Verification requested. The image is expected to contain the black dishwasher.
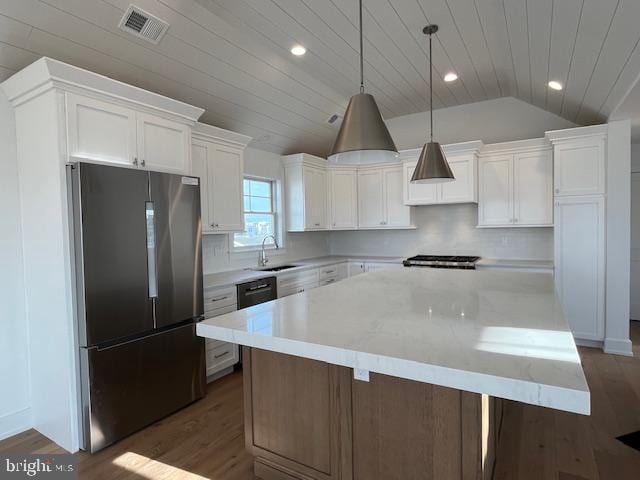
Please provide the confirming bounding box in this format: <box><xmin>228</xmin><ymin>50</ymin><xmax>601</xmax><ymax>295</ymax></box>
<box><xmin>237</xmin><ymin>277</ymin><xmax>277</xmax><ymax>310</ymax></box>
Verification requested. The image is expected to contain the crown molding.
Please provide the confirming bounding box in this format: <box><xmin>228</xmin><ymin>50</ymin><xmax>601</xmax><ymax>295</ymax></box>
<box><xmin>192</xmin><ymin>121</ymin><xmax>252</xmax><ymax>148</ymax></box>
<box><xmin>480</xmin><ymin>137</ymin><xmax>551</xmax><ymax>156</ymax></box>
<box><xmin>1</xmin><ymin>57</ymin><xmax>204</xmax><ymax>123</ymax></box>
<box><xmin>545</xmin><ymin>124</ymin><xmax>608</xmax><ymax>144</ymax></box>
<box><xmin>281</xmin><ymin>153</ymin><xmax>328</xmax><ymax>169</ymax></box>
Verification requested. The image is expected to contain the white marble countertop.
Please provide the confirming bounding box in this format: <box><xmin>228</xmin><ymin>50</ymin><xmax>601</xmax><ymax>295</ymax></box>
<box><xmin>203</xmin><ymin>255</ymin><xmax>404</xmax><ymax>289</ymax></box>
<box><xmin>476</xmin><ymin>258</ymin><xmax>554</xmax><ymax>270</ymax></box>
<box><xmin>198</xmin><ymin>268</ymin><xmax>590</xmax><ymax>415</ymax></box>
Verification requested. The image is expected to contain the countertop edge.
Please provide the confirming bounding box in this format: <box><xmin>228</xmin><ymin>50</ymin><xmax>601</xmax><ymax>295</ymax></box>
<box><xmin>196</xmin><ymin>322</ymin><xmax>590</xmax><ymax>415</ymax></box>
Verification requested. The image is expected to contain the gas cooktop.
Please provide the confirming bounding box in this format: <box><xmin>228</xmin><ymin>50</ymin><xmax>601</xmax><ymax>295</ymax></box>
<box><xmin>403</xmin><ymin>255</ymin><xmax>481</xmax><ymax>269</ymax></box>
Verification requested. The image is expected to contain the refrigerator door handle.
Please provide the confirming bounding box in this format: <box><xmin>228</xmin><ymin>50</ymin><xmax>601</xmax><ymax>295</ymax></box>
<box><xmin>145</xmin><ymin>201</ymin><xmax>159</xmax><ymax>300</ymax></box>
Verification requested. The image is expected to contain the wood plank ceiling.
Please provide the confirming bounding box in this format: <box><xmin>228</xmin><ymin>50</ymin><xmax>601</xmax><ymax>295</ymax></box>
<box><xmin>0</xmin><ymin>0</ymin><xmax>639</xmax><ymax>155</ymax></box>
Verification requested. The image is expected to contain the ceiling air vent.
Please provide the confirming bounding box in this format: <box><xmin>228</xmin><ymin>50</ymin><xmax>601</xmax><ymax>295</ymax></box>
<box><xmin>118</xmin><ymin>5</ymin><xmax>169</xmax><ymax>44</ymax></box>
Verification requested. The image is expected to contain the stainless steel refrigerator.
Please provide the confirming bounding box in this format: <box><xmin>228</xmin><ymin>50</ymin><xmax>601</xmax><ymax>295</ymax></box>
<box><xmin>69</xmin><ymin>162</ymin><xmax>206</xmax><ymax>453</ymax></box>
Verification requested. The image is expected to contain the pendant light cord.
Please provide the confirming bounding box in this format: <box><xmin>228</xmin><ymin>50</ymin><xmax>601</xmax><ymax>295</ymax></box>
<box><xmin>429</xmin><ymin>30</ymin><xmax>433</xmax><ymax>142</ymax></box>
<box><xmin>359</xmin><ymin>0</ymin><xmax>364</xmax><ymax>94</ymax></box>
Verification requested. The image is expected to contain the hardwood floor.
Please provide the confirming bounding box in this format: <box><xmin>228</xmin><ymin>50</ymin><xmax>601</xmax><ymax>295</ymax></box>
<box><xmin>2</xmin><ymin>323</ymin><xmax>640</xmax><ymax>479</ymax></box>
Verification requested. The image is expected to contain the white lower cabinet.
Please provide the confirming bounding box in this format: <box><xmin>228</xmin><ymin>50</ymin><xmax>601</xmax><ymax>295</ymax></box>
<box><xmin>349</xmin><ymin>262</ymin><xmax>366</xmax><ymax>276</ymax></box>
<box><xmin>364</xmin><ymin>262</ymin><xmax>403</xmax><ymax>272</ymax></box>
<box><xmin>277</xmin><ymin>268</ymin><xmax>320</xmax><ymax>298</ymax></box>
<box><xmin>554</xmin><ymin>196</ymin><xmax>605</xmax><ymax>341</ymax></box>
<box><xmin>204</xmin><ymin>285</ymin><xmax>239</xmax><ymax>381</ymax></box>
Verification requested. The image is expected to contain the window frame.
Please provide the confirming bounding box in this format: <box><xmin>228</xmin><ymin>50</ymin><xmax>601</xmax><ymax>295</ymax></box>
<box><xmin>231</xmin><ymin>175</ymin><xmax>282</xmax><ymax>252</ymax></box>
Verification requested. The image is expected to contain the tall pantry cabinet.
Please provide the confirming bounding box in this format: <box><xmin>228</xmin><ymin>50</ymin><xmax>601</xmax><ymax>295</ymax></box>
<box><xmin>547</xmin><ymin>126</ymin><xmax>607</xmax><ymax>342</ymax></box>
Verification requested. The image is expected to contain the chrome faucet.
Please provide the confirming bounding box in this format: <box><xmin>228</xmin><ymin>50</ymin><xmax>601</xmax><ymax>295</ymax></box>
<box><xmin>259</xmin><ymin>235</ymin><xmax>279</xmax><ymax>267</ymax></box>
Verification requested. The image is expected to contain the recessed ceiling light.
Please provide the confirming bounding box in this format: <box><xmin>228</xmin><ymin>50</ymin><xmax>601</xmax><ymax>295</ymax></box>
<box><xmin>548</xmin><ymin>80</ymin><xmax>563</xmax><ymax>91</ymax></box>
<box><xmin>290</xmin><ymin>45</ymin><xmax>306</xmax><ymax>56</ymax></box>
<box><xmin>444</xmin><ymin>72</ymin><xmax>458</xmax><ymax>82</ymax></box>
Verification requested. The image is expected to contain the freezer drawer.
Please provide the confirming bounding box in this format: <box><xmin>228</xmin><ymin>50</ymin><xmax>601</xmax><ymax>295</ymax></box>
<box><xmin>80</xmin><ymin>323</ymin><xmax>205</xmax><ymax>452</ymax></box>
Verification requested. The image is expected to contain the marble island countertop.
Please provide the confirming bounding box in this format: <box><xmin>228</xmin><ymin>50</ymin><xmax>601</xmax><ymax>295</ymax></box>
<box><xmin>198</xmin><ymin>268</ymin><xmax>589</xmax><ymax>415</ymax></box>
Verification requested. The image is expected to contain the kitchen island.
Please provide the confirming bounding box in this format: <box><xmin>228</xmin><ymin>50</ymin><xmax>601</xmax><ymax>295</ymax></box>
<box><xmin>197</xmin><ymin>268</ymin><xmax>589</xmax><ymax>480</ymax></box>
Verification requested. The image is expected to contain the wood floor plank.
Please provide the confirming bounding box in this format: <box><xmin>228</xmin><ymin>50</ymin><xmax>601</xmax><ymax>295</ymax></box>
<box><xmin>1</xmin><ymin>324</ymin><xmax>640</xmax><ymax>480</ymax></box>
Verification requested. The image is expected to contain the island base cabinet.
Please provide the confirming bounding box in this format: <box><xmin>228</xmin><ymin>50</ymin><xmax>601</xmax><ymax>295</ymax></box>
<box><xmin>243</xmin><ymin>348</ymin><xmax>501</xmax><ymax>480</ymax></box>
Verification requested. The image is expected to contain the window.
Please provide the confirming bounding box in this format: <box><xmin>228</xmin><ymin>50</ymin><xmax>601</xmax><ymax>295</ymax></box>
<box><xmin>234</xmin><ymin>177</ymin><xmax>277</xmax><ymax>249</ymax></box>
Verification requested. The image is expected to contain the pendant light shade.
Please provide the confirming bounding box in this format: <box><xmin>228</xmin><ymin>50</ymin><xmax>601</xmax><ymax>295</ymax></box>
<box><xmin>411</xmin><ymin>25</ymin><xmax>454</xmax><ymax>183</ymax></box>
<box><xmin>328</xmin><ymin>0</ymin><xmax>397</xmax><ymax>165</ymax></box>
<box><xmin>328</xmin><ymin>92</ymin><xmax>398</xmax><ymax>164</ymax></box>
<box><xmin>411</xmin><ymin>142</ymin><xmax>454</xmax><ymax>184</ymax></box>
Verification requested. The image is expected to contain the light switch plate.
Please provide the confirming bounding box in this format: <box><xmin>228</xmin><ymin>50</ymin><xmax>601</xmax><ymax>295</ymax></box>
<box><xmin>354</xmin><ymin>368</ymin><xmax>370</xmax><ymax>382</ymax></box>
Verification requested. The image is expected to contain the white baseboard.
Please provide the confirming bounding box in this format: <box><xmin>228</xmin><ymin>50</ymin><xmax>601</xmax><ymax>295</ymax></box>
<box><xmin>604</xmin><ymin>337</ymin><xmax>634</xmax><ymax>356</ymax></box>
<box><xmin>0</xmin><ymin>407</ymin><xmax>31</xmax><ymax>441</ymax></box>
<box><xmin>574</xmin><ymin>338</ymin><xmax>603</xmax><ymax>349</ymax></box>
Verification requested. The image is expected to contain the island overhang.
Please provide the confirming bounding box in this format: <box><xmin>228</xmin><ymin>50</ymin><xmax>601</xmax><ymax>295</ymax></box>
<box><xmin>197</xmin><ymin>268</ymin><xmax>590</xmax><ymax>415</ymax></box>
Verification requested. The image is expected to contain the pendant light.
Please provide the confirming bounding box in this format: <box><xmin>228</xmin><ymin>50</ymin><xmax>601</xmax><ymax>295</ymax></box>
<box><xmin>328</xmin><ymin>0</ymin><xmax>398</xmax><ymax>165</ymax></box>
<box><xmin>411</xmin><ymin>25</ymin><xmax>454</xmax><ymax>184</ymax></box>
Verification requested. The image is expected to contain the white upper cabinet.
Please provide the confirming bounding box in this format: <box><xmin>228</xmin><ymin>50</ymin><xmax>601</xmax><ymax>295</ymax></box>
<box><xmin>304</xmin><ymin>166</ymin><xmax>327</xmax><ymax>230</ymax></box>
<box><xmin>514</xmin><ymin>150</ymin><xmax>553</xmax><ymax>226</ymax></box>
<box><xmin>403</xmin><ymin>160</ymin><xmax>438</xmax><ymax>205</ymax></box>
<box><xmin>383</xmin><ymin>166</ymin><xmax>411</xmax><ymax>227</ymax></box>
<box><xmin>67</xmin><ymin>93</ymin><xmax>193</xmax><ymax>174</ymax></box>
<box><xmin>546</xmin><ymin>125</ymin><xmax>607</xmax><ymax>196</ymax></box>
<box><xmin>478</xmin><ymin>154</ymin><xmax>513</xmax><ymax>226</ymax></box>
<box><xmin>478</xmin><ymin>139</ymin><xmax>553</xmax><ymax>227</ymax></box>
<box><xmin>283</xmin><ymin>154</ymin><xmax>328</xmax><ymax>232</ymax></box>
<box><xmin>401</xmin><ymin>141</ymin><xmax>482</xmax><ymax>206</ymax></box>
<box><xmin>192</xmin><ymin>123</ymin><xmax>250</xmax><ymax>234</ymax></box>
<box><xmin>358</xmin><ymin>166</ymin><xmax>412</xmax><ymax>228</ymax></box>
<box><xmin>327</xmin><ymin>169</ymin><xmax>358</xmax><ymax>229</ymax></box>
<box><xmin>358</xmin><ymin>168</ymin><xmax>385</xmax><ymax>228</ymax></box>
<box><xmin>136</xmin><ymin>112</ymin><xmax>189</xmax><ymax>174</ymax></box>
<box><xmin>67</xmin><ymin>93</ymin><xmax>136</xmax><ymax>166</ymax></box>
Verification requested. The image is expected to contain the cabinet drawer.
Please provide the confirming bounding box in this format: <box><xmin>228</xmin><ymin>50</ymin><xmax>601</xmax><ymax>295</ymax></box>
<box><xmin>278</xmin><ymin>269</ymin><xmax>319</xmax><ymax>289</ymax></box>
<box><xmin>319</xmin><ymin>277</ymin><xmax>339</xmax><ymax>287</ymax></box>
<box><xmin>206</xmin><ymin>342</ymin><xmax>239</xmax><ymax>377</ymax></box>
<box><xmin>204</xmin><ymin>303</ymin><xmax>237</xmax><ymax>320</ymax></box>
<box><xmin>278</xmin><ymin>280</ymin><xmax>318</xmax><ymax>298</ymax></box>
<box><xmin>206</xmin><ymin>337</ymin><xmax>230</xmax><ymax>351</ymax></box>
<box><xmin>319</xmin><ymin>263</ymin><xmax>347</xmax><ymax>281</ymax></box>
<box><xmin>204</xmin><ymin>285</ymin><xmax>237</xmax><ymax>312</ymax></box>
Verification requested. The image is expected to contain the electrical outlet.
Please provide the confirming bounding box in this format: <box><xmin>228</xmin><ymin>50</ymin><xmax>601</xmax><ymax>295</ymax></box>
<box><xmin>354</xmin><ymin>368</ymin><xmax>370</xmax><ymax>382</ymax></box>
<box><xmin>501</xmin><ymin>236</ymin><xmax>510</xmax><ymax>246</ymax></box>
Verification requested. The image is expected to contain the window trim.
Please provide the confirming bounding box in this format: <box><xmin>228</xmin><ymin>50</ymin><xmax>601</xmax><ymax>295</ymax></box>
<box><xmin>231</xmin><ymin>175</ymin><xmax>283</xmax><ymax>253</ymax></box>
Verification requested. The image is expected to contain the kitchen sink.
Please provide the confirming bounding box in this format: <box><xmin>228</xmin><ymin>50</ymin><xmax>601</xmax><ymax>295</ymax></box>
<box><xmin>254</xmin><ymin>265</ymin><xmax>299</xmax><ymax>272</ymax></box>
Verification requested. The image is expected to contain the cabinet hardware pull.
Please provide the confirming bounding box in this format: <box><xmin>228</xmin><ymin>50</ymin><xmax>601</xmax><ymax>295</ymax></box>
<box><xmin>141</xmin><ymin>159</ymin><xmax>146</xmax><ymax>167</ymax></box>
<box><xmin>214</xmin><ymin>351</ymin><xmax>230</xmax><ymax>359</ymax></box>
<box><xmin>325</xmin><ymin>269</ymin><xmax>336</xmax><ymax>274</ymax></box>
<box><xmin>133</xmin><ymin>157</ymin><xmax>138</xmax><ymax>166</ymax></box>
<box><xmin>211</xmin><ymin>295</ymin><xmax>229</xmax><ymax>302</ymax></box>
<box><xmin>555</xmin><ymin>188</ymin><xmax>560</xmax><ymax>194</ymax></box>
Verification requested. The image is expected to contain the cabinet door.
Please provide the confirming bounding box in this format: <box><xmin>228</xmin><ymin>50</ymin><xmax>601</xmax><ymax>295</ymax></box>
<box><xmin>208</xmin><ymin>145</ymin><xmax>244</xmax><ymax>232</ymax></box>
<box><xmin>403</xmin><ymin>161</ymin><xmax>437</xmax><ymax>205</ymax></box>
<box><xmin>554</xmin><ymin>196</ymin><xmax>605</xmax><ymax>341</ymax></box>
<box><xmin>514</xmin><ymin>150</ymin><xmax>553</xmax><ymax>226</ymax></box>
<box><xmin>358</xmin><ymin>169</ymin><xmax>385</xmax><ymax>228</ymax></box>
<box><xmin>66</xmin><ymin>93</ymin><xmax>136</xmax><ymax>167</ymax></box>
<box><xmin>478</xmin><ymin>155</ymin><xmax>513</xmax><ymax>226</ymax></box>
<box><xmin>191</xmin><ymin>140</ymin><xmax>211</xmax><ymax>232</ymax></box>
<box><xmin>439</xmin><ymin>157</ymin><xmax>477</xmax><ymax>204</ymax></box>
<box><xmin>554</xmin><ymin>138</ymin><xmax>605</xmax><ymax>196</ymax></box>
<box><xmin>137</xmin><ymin>112</ymin><xmax>190</xmax><ymax>174</ymax></box>
<box><xmin>328</xmin><ymin>169</ymin><xmax>358</xmax><ymax>229</ymax></box>
<box><xmin>383</xmin><ymin>166</ymin><xmax>411</xmax><ymax>227</ymax></box>
<box><xmin>304</xmin><ymin>167</ymin><xmax>327</xmax><ymax>230</ymax></box>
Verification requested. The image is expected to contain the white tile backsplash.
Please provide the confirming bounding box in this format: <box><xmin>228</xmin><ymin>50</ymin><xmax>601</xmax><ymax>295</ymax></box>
<box><xmin>328</xmin><ymin>204</ymin><xmax>553</xmax><ymax>260</ymax></box>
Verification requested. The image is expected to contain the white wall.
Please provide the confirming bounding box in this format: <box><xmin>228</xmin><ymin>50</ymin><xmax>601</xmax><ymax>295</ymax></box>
<box><xmin>202</xmin><ymin>147</ymin><xmax>329</xmax><ymax>274</ymax></box>
<box><xmin>386</xmin><ymin>97</ymin><xmax>577</xmax><ymax>150</ymax></box>
<box><xmin>329</xmin><ymin>204</ymin><xmax>552</xmax><ymax>260</ymax></box>
<box><xmin>0</xmin><ymin>92</ymin><xmax>31</xmax><ymax>440</ymax></box>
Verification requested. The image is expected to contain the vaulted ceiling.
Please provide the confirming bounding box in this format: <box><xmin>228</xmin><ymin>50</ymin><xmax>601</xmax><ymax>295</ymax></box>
<box><xmin>1</xmin><ymin>0</ymin><xmax>639</xmax><ymax>155</ymax></box>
